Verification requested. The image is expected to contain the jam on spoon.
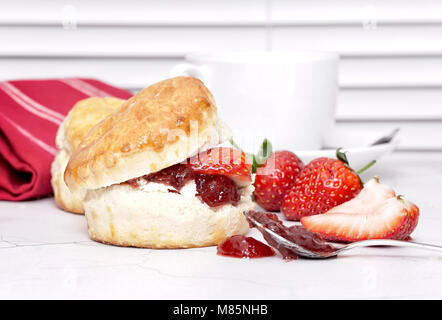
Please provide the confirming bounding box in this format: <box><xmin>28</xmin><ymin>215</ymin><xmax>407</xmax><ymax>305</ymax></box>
<box><xmin>246</xmin><ymin>211</ymin><xmax>336</xmax><ymax>260</ymax></box>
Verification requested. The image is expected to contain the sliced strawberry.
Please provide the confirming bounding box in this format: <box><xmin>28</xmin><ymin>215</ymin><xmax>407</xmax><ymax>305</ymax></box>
<box><xmin>326</xmin><ymin>176</ymin><xmax>396</xmax><ymax>215</ymax></box>
<box><xmin>187</xmin><ymin>147</ymin><xmax>252</xmax><ymax>187</ymax></box>
<box><xmin>301</xmin><ymin>196</ymin><xmax>420</xmax><ymax>242</ymax></box>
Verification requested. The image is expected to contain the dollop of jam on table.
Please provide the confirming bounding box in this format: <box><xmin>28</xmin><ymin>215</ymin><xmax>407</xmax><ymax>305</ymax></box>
<box><xmin>217</xmin><ymin>235</ymin><xmax>275</xmax><ymax>258</ymax></box>
<box><xmin>126</xmin><ymin>163</ymin><xmax>240</xmax><ymax>207</ymax></box>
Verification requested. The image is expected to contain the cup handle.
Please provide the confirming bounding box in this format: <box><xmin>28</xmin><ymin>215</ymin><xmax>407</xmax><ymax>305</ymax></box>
<box><xmin>169</xmin><ymin>63</ymin><xmax>210</xmax><ymax>84</ymax></box>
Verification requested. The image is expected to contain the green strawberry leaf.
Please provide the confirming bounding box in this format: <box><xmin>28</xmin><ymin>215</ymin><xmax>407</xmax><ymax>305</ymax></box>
<box><xmin>336</xmin><ymin>147</ymin><xmax>350</xmax><ymax>166</ymax></box>
<box><xmin>230</xmin><ymin>138</ymin><xmax>273</xmax><ymax>174</ymax></box>
<box><xmin>254</xmin><ymin>138</ymin><xmax>273</xmax><ymax>166</ymax></box>
<box><xmin>246</xmin><ymin>153</ymin><xmax>259</xmax><ymax>173</ymax></box>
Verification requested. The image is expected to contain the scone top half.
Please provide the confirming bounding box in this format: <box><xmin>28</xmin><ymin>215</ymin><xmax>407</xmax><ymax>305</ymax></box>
<box><xmin>64</xmin><ymin>77</ymin><xmax>231</xmax><ymax>191</ymax></box>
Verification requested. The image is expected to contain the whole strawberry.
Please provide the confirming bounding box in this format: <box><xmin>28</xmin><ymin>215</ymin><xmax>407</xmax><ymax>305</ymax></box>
<box><xmin>281</xmin><ymin>149</ymin><xmax>374</xmax><ymax>221</ymax></box>
<box><xmin>254</xmin><ymin>151</ymin><xmax>304</xmax><ymax>211</ymax></box>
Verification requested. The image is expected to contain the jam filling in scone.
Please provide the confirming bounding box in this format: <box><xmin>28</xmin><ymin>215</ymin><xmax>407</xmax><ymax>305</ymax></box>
<box><xmin>126</xmin><ymin>163</ymin><xmax>242</xmax><ymax>208</ymax></box>
<box><xmin>125</xmin><ymin>147</ymin><xmax>252</xmax><ymax>208</ymax></box>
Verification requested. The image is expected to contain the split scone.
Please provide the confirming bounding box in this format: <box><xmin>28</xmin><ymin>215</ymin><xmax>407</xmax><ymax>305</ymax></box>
<box><xmin>51</xmin><ymin>97</ymin><xmax>126</xmax><ymax>214</ymax></box>
<box><xmin>64</xmin><ymin>77</ymin><xmax>253</xmax><ymax>248</ymax></box>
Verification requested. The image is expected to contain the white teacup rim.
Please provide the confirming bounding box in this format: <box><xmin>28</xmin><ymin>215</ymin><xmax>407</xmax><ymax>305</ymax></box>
<box><xmin>185</xmin><ymin>50</ymin><xmax>339</xmax><ymax>64</ymax></box>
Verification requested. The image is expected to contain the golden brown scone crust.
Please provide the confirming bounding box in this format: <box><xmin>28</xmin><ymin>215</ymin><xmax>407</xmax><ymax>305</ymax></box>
<box><xmin>51</xmin><ymin>150</ymin><xmax>85</xmax><ymax>214</ymax></box>
<box><xmin>56</xmin><ymin>97</ymin><xmax>126</xmax><ymax>153</ymax></box>
<box><xmin>64</xmin><ymin>77</ymin><xmax>230</xmax><ymax>191</ymax></box>
<box><xmin>51</xmin><ymin>97</ymin><xmax>126</xmax><ymax>213</ymax></box>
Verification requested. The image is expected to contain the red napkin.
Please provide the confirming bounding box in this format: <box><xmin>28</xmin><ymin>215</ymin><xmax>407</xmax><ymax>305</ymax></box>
<box><xmin>0</xmin><ymin>78</ymin><xmax>133</xmax><ymax>201</ymax></box>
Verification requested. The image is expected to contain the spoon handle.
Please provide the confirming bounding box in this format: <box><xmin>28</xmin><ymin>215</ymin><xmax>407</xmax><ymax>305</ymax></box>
<box><xmin>338</xmin><ymin>239</ymin><xmax>442</xmax><ymax>254</ymax></box>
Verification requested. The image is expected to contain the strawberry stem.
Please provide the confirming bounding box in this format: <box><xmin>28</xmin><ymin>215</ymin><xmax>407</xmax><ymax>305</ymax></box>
<box><xmin>336</xmin><ymin>147</ymin><xmax>376</xmax><ymax>175</ymax></box>
<box><xmin>355</xmin><ymin>160</ymin><xmax>376</xmax><ymax>175</ymax></box>
<box><xmin>336</xmin><ymin>147</ymin><xmax>376</xmax><ymax>184</ymax></box>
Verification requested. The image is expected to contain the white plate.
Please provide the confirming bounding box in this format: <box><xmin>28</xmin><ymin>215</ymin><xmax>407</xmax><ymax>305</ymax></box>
<box><xmin>292</xmin><ymin>128</ymin><xmax>400</xmax><ymax>171</ymax></box>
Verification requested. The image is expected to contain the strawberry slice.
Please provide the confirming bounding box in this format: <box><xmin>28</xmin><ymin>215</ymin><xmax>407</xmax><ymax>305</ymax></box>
<box><xmin>326</xmin><ymin>176</ymin><xmax>396</xmax><ymax>215</ymax></box>
<box><xmin>301</xmin><ymin>196</ymin><xmax>420</xmax><ymax>242</ymax></box>
<box><xmin>187</xmin><ymin>147</ymin><xmax>252</xmax><ymax>187</ymax></box>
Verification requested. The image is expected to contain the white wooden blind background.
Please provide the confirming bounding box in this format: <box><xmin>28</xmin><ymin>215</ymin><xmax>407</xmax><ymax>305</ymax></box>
<box><xmin>1</xmin><ymin>0</ymin><xmax>441</xmax><ymax>153</ymax></box>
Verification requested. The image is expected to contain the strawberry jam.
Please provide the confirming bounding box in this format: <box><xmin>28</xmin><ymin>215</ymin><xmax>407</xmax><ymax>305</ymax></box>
<box><xmin>217</xmin><ymin>235</ymin><xmax>275</xmax><ymax>258</ymax></box>
<box><xmin>143</xmin><ymin>163</ymin><xmax>194</xmax><ymax>190</ymax></box>
<box><xmin>246</xmin><ymin>211</ymin><xmax>336</xmax><ymax>260</ymax></box>
<box><xmin>195</xmin><ymin>174</ymin><xmax>240</xmax><ymax>207</ymax></box>
<box><xmin>126</xmin><ymin>164</ymin><xmax>241</xmax><ymax>208</ymax></box>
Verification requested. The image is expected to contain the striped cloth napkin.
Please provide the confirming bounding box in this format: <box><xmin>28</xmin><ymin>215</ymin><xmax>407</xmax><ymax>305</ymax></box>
<box><xmin>0</xmin><ymin>78</ymin><xmax>132</xmax><ymax>201</ymax></box>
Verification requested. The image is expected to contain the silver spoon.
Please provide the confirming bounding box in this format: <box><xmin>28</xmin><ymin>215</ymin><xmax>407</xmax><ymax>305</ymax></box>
<box><xmin>370</xmin><ymin>127</ymin><xmax>400</xmax><ymax>146</ymax></box>
<box><xmin>246</xmin><ymin>212</ymin><xmax>442</xmax><ymax>259</ymax></box>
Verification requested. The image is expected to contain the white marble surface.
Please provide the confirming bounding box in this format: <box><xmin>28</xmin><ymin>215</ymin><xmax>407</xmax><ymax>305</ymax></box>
<box><xmin>1</xmin><ymin>152</ymin><xmax>442</xmax><ymax>300</ymax></box>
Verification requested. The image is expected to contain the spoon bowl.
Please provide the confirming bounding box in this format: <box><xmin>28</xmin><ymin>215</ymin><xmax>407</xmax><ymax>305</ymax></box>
<box><xmin>246</xmin><ymin>211</ymin><xmax>442</xmax><ymax>259</ymax></box>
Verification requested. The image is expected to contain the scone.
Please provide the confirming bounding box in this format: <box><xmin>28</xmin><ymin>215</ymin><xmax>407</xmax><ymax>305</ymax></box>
<box><xmin>64</xmin><ymin>77</ymin><xmax>253</xmax><ymax>248</ymax></box>
<box><xmin>51</xmin><ymin>97</ymin><xmax>126</xmax><ymax>214</ymax></box>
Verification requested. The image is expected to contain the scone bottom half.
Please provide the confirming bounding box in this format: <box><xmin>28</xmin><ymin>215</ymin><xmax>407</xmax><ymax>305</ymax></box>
<box><xmin>83</xmin><ymin>147</ymin><xmax>254</xmax><ymax>249</ymax></box>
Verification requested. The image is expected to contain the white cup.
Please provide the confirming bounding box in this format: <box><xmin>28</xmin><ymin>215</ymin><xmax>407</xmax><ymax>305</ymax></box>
<box><xmin>170</xmin><ymin>51</ymin><xmax>339</xmax><ymax>153</ymax></box>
